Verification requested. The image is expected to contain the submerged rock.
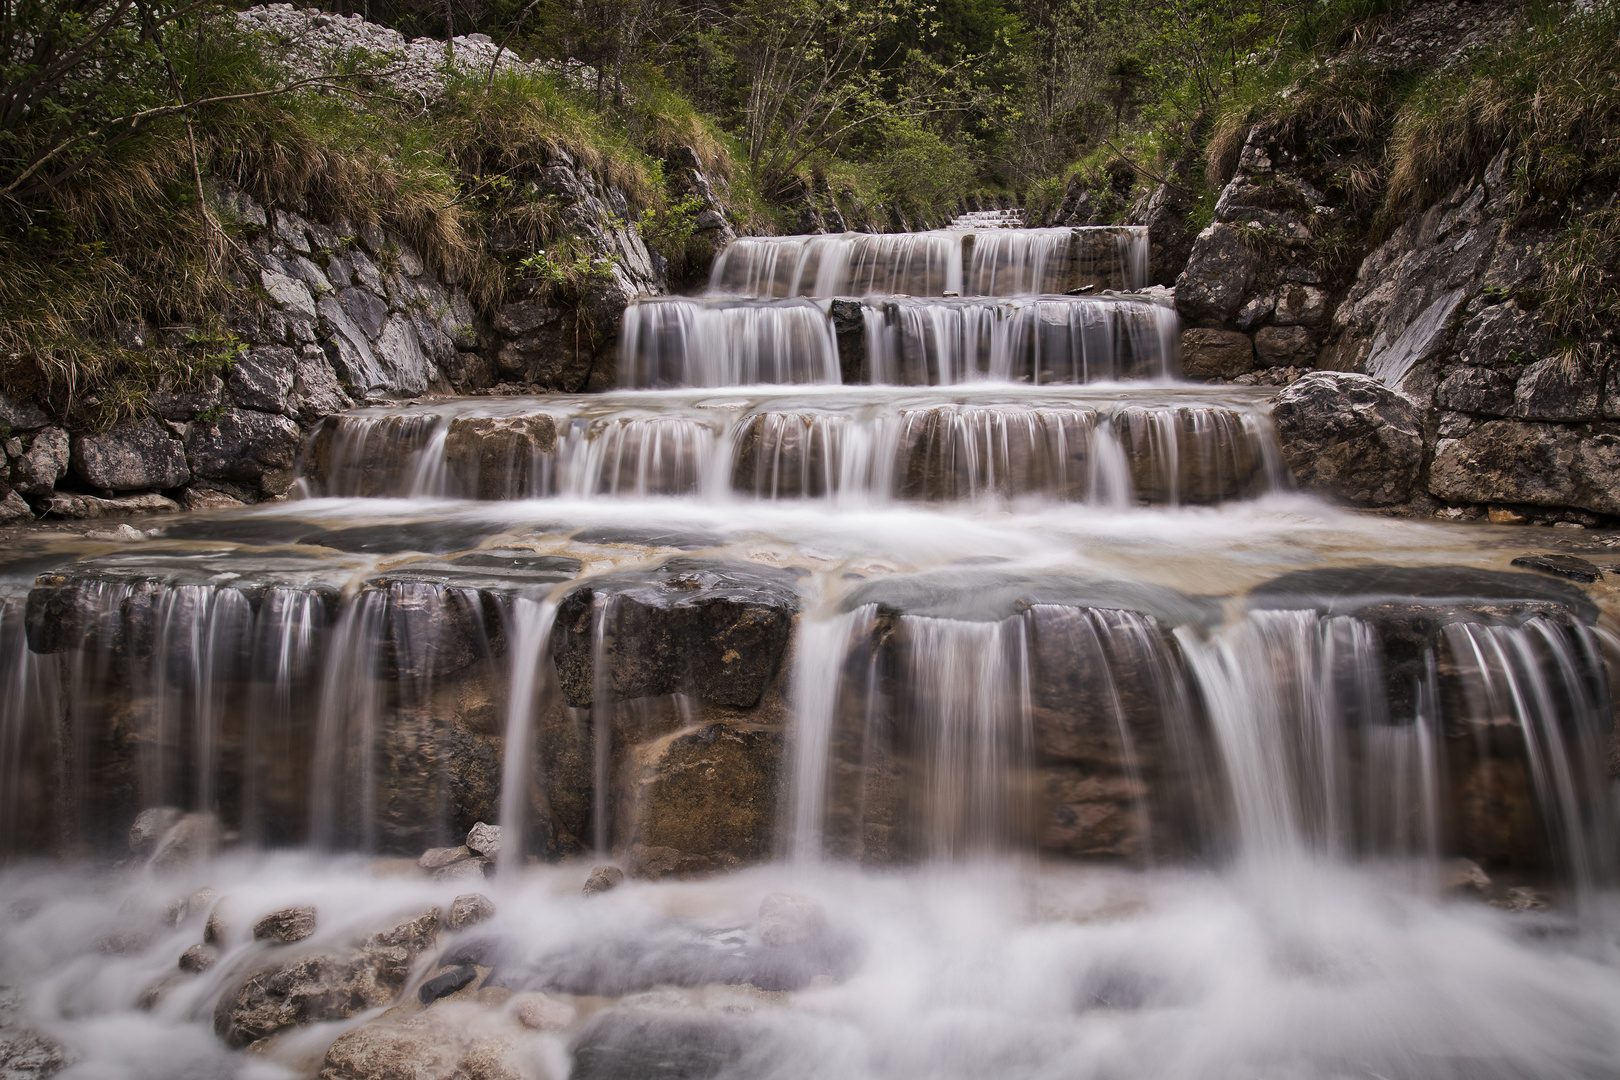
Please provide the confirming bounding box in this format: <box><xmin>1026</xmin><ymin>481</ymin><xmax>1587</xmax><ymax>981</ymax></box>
<box><xmin>583</xmin><ymin>866</ymin><xmax>624</xmax><ymax>896</ymax></box>
<box><xmin>552</xmin><ymin>559</ymin><xmax>800</xmax><ymax>708</ymax></box>
<box><xmin>214</xmin><ymin>907</ymin><xmax>440</xmax><ymax>1048</ymax></box>
<box><xmin>317</xmin><ymin>1003</ymin><xmax>518</xmax><ymax>1080</ymax></box>
<box><xmin>253</xmin><ymin>906</ymin><xmax>317</xmax><ymax>944</ymax></box>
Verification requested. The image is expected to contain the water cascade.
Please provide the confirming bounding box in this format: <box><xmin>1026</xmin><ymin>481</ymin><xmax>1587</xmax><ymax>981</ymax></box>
<box><xmin>3</xmin><ymin>217</ymin><xmax>1620</xmax><ymax>1080</ymax></box>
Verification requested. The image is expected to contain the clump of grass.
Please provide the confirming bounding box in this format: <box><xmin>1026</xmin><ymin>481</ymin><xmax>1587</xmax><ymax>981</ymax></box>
<box><xmin>1384</xmin><ymin>4</ymin><xmax>1620</xmax><ymax>217</ymax></box>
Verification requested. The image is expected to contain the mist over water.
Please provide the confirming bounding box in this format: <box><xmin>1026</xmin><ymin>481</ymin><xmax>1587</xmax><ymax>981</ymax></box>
<box><xmin>4</xmin><ymin>220</ymin><xmax>1620</xmax><ymax>1078</ymax></box>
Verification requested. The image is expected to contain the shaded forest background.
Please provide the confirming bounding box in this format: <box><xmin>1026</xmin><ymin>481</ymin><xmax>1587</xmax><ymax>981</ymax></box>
<box><xmin>2</xmin><ymin>0</ymin><xmax>1617</xmax><ymax>424</ymax></box>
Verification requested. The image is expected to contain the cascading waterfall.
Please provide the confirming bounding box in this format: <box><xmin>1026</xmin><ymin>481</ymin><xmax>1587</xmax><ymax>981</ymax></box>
<box><xmin>3</xmin><ymin>211</ymin><xmax>1619</xmax><ymax>1080</ymax></box>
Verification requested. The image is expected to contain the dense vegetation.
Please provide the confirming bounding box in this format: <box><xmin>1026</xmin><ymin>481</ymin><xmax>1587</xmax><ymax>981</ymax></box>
<box><xmin>1</xmin><ymin>0</ymin><xmax>1617</xmax><ymax>423</ymax></box>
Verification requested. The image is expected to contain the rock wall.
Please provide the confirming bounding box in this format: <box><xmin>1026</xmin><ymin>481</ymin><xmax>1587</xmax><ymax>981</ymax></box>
<box><xmin>1170</xmin><ymin>0</ymin><xmax>1619</xmax><ymax>524</ymax></box>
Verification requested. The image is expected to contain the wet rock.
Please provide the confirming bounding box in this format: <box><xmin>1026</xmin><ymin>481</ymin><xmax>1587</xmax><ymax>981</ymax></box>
<box><xmin>570</xmin><ymin>1009</ymin><xmax>753</xmax><ymax>1080</ymax></box>
<box><xmin>448</xmin><ymin>893</ymin><xmax>496</xmax><ymax>931</ymax></box>
<box><xmin>43</xmin><ymin>491</ymin><xmax>180</xmax><ymax>518</ymax></box>
<box><xmin>465</xmin><ymin>822</ymin><xmax>502</xmax><ymax>857</ymax></box>
<box><xmin>166</xmin><ymin>887</ymin><xmax>218</xmax><ymax>927</ymax></box>
<box><xmin>317</xmin><ymin>1004</ymin><xmax>519</xmax><ymax>1080</ymax></box>
<box><xmin>1429</xmin><ymin>421</ymin><xmax>1620</xmax><ymax>516</ymax></box>
<box><xmin>129</xmin><ymin>806</ymin><xmax>184</xmax><ymax>856</ymax></box>
<box><xmin>434</xmin><ymin>857</ymin><xmax>492</xmax><ymax>883</ymax></box>
<box><xmin>1489</xmin><ymin>886</ymin><xmax>1551</xmax><ymax>912</ymax></box>
<box><xmin>1442</xmin><ymin>857</ymin><xmax>1491</xmax><ymax>896</ymax></box>
<box><xmin>70</xmin><ymin>420</ymin><xmax>189</xmax><ymax>491</ymax></box>
<box><xmin>0</xmin><ymin>1022</ymin><xmax>69</xmax><ymax>1080</ymax></box>
<box><xmin>13</xmin><ymin>427</ymin><xmax>68</xmax><ymax>495</ymax></box>
<box><xmin>1179</xmin><ymin>328</ymin><xmax>1255</xmax><ymax>380</ymax></box>
<box><xmin>1436</xmin><ymin>366</ymin><xmax>1515</xmax><ymax>415</ymax></box>
<box><xmin>419</xmin><ymin>845</ymin><xmax>473</xmax><ymax>870</ymax></box>
<box><xmin>186</xmin><ymin>409</ymin><xmax>301</xmax><ymax>487</ymax></box>
<box><xmin>83</xmin><ymin>524</ymin><xmax>144</xmax><ymax>542</ymax></box>
<box><xmin>179</xmin><ymin>943</ymin><xmax>220</xmax><ymax>973</ymax></box>
<box><xmin>418</xmin><ymin>964</ymin><xmax>478</xmax><ymax>1004</ymax></box>
<box><xmin>620</xmin><ymin>724</ymin><xmax>783</xmax><ymax>878</ymax></box>
<box><xmin>149</xmin><ymin>812</ymin><xmax>220</xmax><ymax>871</ymax></box>
<box><xmin>443</xmin><ymin>415</ymin><xmax>556</xmax><ymax>500</ymax></box>
<box><xmin>214</xmin><ymin>907</ymin><xmax>440</xmax><ymax>1048</ymax></box>
<box><xmin>291</xmin><ymin>345</ymin><xmax>354</xmax><ymax>420</ymax></box>
<box><xmin>1174</xmin><ymin>224</ymin><xmax>1257</xmax><ymax>327</ymax></box>
<box><xmin>552</xmin><ymin>559</ymin><xmax>800</xmax><ymax>708</ymax></box>
<box><xmin>1271</xmin><ymin>372</ymin><xmax>1423</xmax><ymax>505</ymax></box>
<box><xmin>1509</xmin><ymin>553</ymin><xmax>1601</xmax><ymax>583</ymax></box>
<box><xmin>583</xmin><ymin>866</ymin><xmax>624</xmax><ymax>896</ymax></box>
<box><xmin>205</xmin><ymin>908</ymin><xmax>229</xmax><ymax>947</ymax></box>
<box><xmin>829</xmin><ymin>299</ymin><xmax>868</xmax><ymax>383</ymax></box>
<box><xmin>1040</xmin><ymin>770</ymin><xmax>1149</xmax><ymax>858</ymax></box>
<box><xmin>511</xmin><ymin>992</ymin><xmax>576</xmax><ymax>1031</ymax></box>
<box><xmin>757</xmin><ymin>894</ymin><xmax>824</xmax><ymax>947</ymax></box>
<box><xmin>254</xmin><ymin>906</ymin><xmax>318</xmax><ymax>944</ymax></box>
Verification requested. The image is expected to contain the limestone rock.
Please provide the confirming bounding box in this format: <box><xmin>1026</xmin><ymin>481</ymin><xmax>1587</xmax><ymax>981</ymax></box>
<box><xmin>1510</xmin><ymin>357</ymin><xmax>1600</xmax><ymax>421</ymax></box>
<box><xmin>620</xmin><ymin>724</ymin><xmax>782</xmax><ymax>878</ymax></box>
<box><xmin>1174</xmin><ymin>224</ymin><xmax>1257</xmax><ymax>327</ymax></box>
<box><xmin>0</xmin><ymin>490</ymin><xmax>32</xmax><ymax>524</ymax></box>
<box><xmin>70</xmin><ymin>420</ymin><xmax>189</xmax><ymax>491</ymax></box>
<box><xmin>1456</xmin><ymin>303</ymin><xmax>1551</xmax><ymax>369</ymax></box>
<box><xmin>179</xmin><ymin>944</ymin><xmax>220</xmax><ymax>973</ymax></box>
<box><xmin>317</xmin><ymin>1004</ymin><xmax>519</xmax><ymax>1080</ymax></box>
<box><xmin>149</xmin><ymin>373</ymin><xmax>224</xmax><ymax>421</ymax></box>
<box><xmin>757</xmin><ymin>894</ymin><xmax>825</xmax><ymax>947</ymax></box>
<box><xmin>186</xmin><ymin>409</ymin><xmax>301</xmax><ymax>486</ymax></box>
<box><xmin>418</xmin><ymin>845</ymin><xmax>472</xmax><ymax>870</ymax></box>
<box><xmin>129</xmin><ymin>806</ymin><xmax>184</xmax><ymax>856</ymax></box>
<box><xmin>1271</xmin><ymin>372</ymin><xmax>1423</xmax><ymax>505</ymax></box>
<box><xmin>434</xmin><ymin>857</ymin><xmax>492</xmax><ymax>883</ymax></box>
<box><xmin>1436</xmin><ymin>366</ymin><xmax>1514</xmax><ymax>415</ymax></box>
<box><xmin>552</xmin><ymin>559</ymin><xmax>800</xmax><ymax>708</ymax></box>
<box><xmin>254</xmin><ymin>906</ymin><xmax>317</xmax><ymax>944</ymax></box>
<box><xmin>1253</xmin><ymin>324</ymin><xmax>1315</xmax><ymax>367</ymax></box>
<box><xmin>43</xmin><ymin>491</ymin><xmax>179</xmax><ymax>518</ymax></box>
<box><xmin>511</xmin><ymin>992</ymin><xmax>576</xmax><ymax>1031</ymax></box>
<box><xmin>0</xmin><ymin>388</ymin><xmax>48</xmax><ymax>431</ymax></box>
<box><xmin>1180</xmin><ymin>328</ymin><xmax>1255</xmax><ymax>380</ymax></box>
<box><xmin>443</xmin><ymin>415</ymin><xmax>556</xmax><ymax>499</ymax></box>
<box><xmin>1509</xmin><ymin>552</ymin><xmax>1601</xmax><ymax>583</ymax></box>
<box><xmin>291</xmin><ymin>345</ymin><xmax>355</xmax><ymax>419</ymax></box>
<box><xmin>214</xmin><ymin>907</ymin><xmax>440</xmax><ymax>1048</ymax></box>
<box><xmin>1271</xmin><ymin>283</ymin><xmax>1328</xmax><ymax>327</ymax></box>
<box><xmin>13</xmin><ymin>427</ymin><xmax>68</xmax><ymax>495</ymax></box>
<box><xmin>583</xmin><ymin>865</ymin><xmax>624</xmax><ymax>896</ymax></box>
<box><xmin>230</xmin><ymin>346</ymin><xmax>297</xmax><ymax>414</ymax></box>
<box><xmin>465</xmin><ymin>822</ymin><xmax>501</xmax><ymax>857</ymax></box>
<box><xmin>1429</xmin><ymin>421</ymin><xmax>1620</xmax><ymax>516</ymax></box>
<box><xmin>448</xmin><ymin>893</ymin><xmax>495</xmax><ymax>931</ymax></box>
<box><xmin>148</xmin><ymin>812</ymin><xmax>219</xmax><ymax>871</ymax></box>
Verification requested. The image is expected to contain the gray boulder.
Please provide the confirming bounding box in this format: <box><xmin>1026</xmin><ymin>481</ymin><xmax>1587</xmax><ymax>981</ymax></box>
<box><xmin>71</xmin><ymin>420</ymin><xmax>189</xmax><ymax>491</ymax></box>
<box><xmin>1180</xmin><ymin>329</ymin><xmax>1255</xmax><ymax>380</ymax></box>
<box><xmin>186</xmin><ymin>409</ymin><xmax>301</xmax><ymax>485</ymax></box>
<box><xmin>230</xmin><ymin>347</ymin><xmax>297</xmax><ymax>414</ymax></box>
<box><xmin>13</xmin><ymin>427</ymin><xmax>68</xmax><ymax>495</ymax></box>
<box><xmin>1174</xmin><ymin>224</ymin><xmax>1257</xmax><ymax>327</ymax></box>
<box><xmin>1436</xmin><ymin>366</ymin><xmax>1514</xmax><ymax>415</ymax></box>
<box><xmin>1271</xmin><ymin>372</ymin><xmax>1423</xmax><ymax>505</ymax></box>
<box><xmin>1430</xmin><ymin>421</ymin><xmax>1620</xmax><ymax>515</ymax></box>
<box><xmin>0</xmin><ymin>389</ymin><xmax>48</xmax><ymax>431</ymax></box>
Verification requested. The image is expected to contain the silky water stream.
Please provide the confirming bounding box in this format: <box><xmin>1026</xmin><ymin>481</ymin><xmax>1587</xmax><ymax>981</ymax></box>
<box><xmin>3</xmin><ymin>223</ymin><xmax>1620</xmax><ymax>1080</ymax></box>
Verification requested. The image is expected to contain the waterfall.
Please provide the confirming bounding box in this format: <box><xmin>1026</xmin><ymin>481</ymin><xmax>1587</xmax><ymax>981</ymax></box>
<box><xmin>496</xmin><ymin>596</ymin><xmax>558</xmax><ymax>874</ymax></box>
<box><xmin>619</xmin><ymin>298</ymin><xmax>842</xmax><ymax>388</ymax></box>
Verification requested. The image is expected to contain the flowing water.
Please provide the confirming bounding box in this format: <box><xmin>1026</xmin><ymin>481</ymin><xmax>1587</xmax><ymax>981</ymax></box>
<box><xmin>3</xmin><ymin>224</ymin><xmax>1620</xmax><ymax>1079</ymax></box>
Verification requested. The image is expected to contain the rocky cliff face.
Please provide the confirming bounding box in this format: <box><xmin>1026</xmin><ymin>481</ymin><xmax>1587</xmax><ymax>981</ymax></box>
<box><xmin>1170</xmin><ymin>0</ymin><xmax>1619</xmax><ymax>525</ymax></box>
<box><xmin>0</xmin><ymin>5</ymin><xmax>714</xmax><ymax>522</ymax></box>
